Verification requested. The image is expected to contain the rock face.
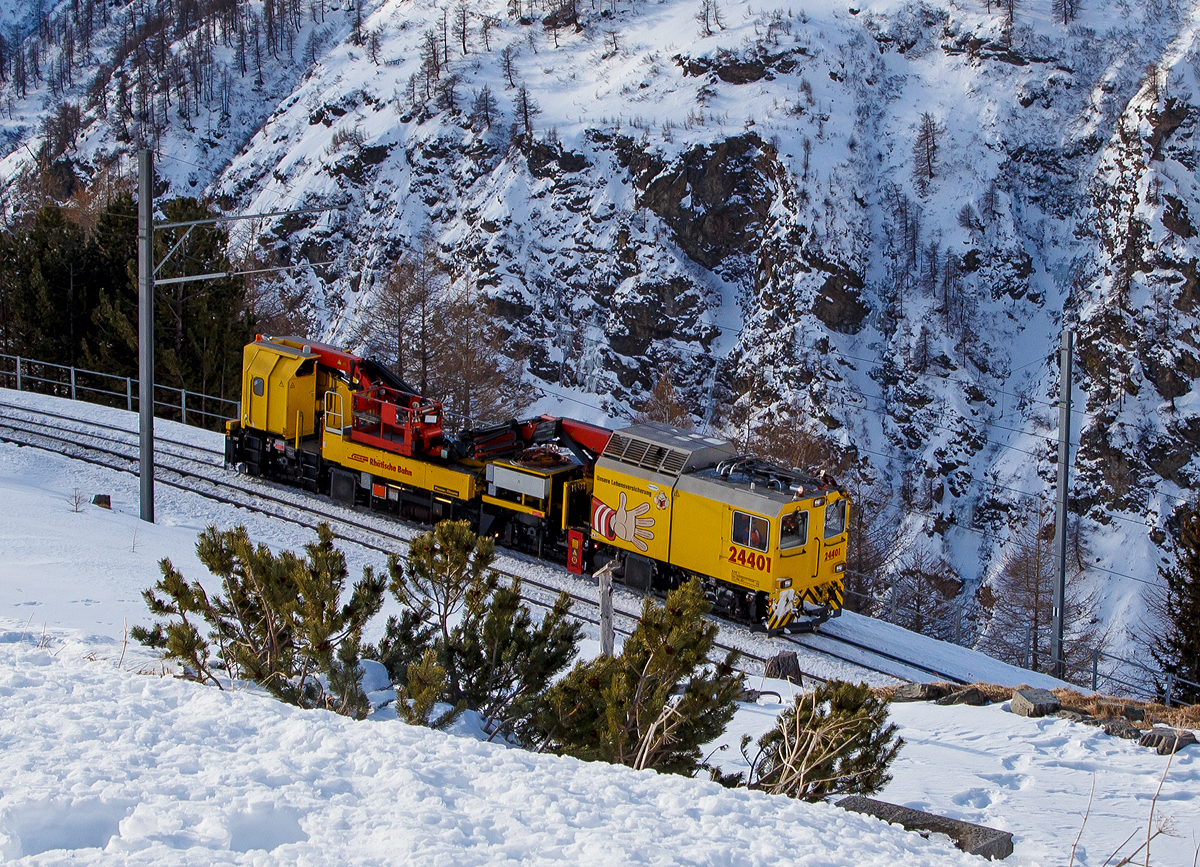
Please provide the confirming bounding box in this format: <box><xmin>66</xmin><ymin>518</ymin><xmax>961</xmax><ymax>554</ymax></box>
<box><xmin>635</xmin><ymin>133</ymin><xmax>776</xmax><ymax>276</ymax></box>
<box><xmin>893</xmin><ymin>682</ymin><xmax>954</xmax><ymax>702</ymax></box>
<box><xmin>935</xmin><ymin>687</ymin><xmax>989</xmax><ymax>707</ymax></box>
<box><xmin>837</xmin><ymin>796</ymin><xmax>1014</xmax><ymax>861</ymax></box>
<box><xmin>1011</xmin><ymin>688</ymin><xmax>1061</xmax><ymax>718</ymax></box>
<box><xmin>763</xmin><ymin>651</ymin><xmax>803</xmax><ymax>685</ymax></box>
<box><xmin>1138</xmin><ymin>727</ymin><xmax>1198</xmax><ymax>755</ymax></box>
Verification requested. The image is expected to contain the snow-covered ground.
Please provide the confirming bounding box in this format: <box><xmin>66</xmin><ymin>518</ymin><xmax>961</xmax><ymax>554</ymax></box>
<box><xmin>1</xmin><ymin>393</ymin><xmax>1198</xmax><ymax>865</ymax></box>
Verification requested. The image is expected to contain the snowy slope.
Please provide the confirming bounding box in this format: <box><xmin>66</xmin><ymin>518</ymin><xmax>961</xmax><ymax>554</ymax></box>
<box><xmin>2</xmin><ymin>0</ymin><xmax>1200</xmax><ymax>691</ymax></box>
<box><xmin>0</xmin><ymin>643</ymin><xmax>979</xmax><ymax>866</ymax></box>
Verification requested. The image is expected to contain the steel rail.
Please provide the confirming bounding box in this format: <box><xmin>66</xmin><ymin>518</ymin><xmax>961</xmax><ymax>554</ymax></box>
<box><xmin>0</xmin><ymin>410</ymin><xmax>932</xmax><ymax>684</ymax></box>
<box><xmin>0</xmin><ymin>398</ymin><xmax>224</xmax><ymax>461</ymax></box>
<box><xmin>781</xmin><ymin>632</ymin><xmax>966</xmax><ymax>685</ymax></box>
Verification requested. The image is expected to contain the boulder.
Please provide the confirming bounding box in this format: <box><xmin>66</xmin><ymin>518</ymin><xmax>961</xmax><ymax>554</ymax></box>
<box><xmin>763</xmin><ymin>651</ymin><xmax>803</xmax><ymax>685</ymax></box>
<box><xmin>1103</xmin><ymin>720</ymin><xmax>1143</xmax><ymax>740</ymax></box>
<box><xmin>1055</xmin><ymin>710</ymin><xmax>1088</xmax><ymax>723</ymax></box>
<box><xmin>1011</xmin><ymin>688</ymin><xmax>1060</xmax><ymax>718</ymax></box>
<box><xmin>91</xmin><ymin>494</ymin><xmax>112</xmax><ymax>509</ymax></box>
<box><xmin>893</xmin><ymin>682</ymin><xmax>953</xmax><ymax>702</ymax></box>
<box><xmin>936</xmin><ymin>686</ymin><xmax>989</xmax><ymax>707</ymax></box>
<box><xmin>838</xmin><ymin>796</ymin><xmax>1014</xmax><ymax>860</ymax></box>
<box><xmin>1138</xmin><ymin>727</ymin><xmax>1198</xmax><ymax>755</ymax></box>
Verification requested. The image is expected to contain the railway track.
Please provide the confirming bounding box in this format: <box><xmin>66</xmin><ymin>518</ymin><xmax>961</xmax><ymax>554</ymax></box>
<box><xmin>0</xmin><ymin>395</ymin><xmax>967</xmax><ymax>686</ymax></box>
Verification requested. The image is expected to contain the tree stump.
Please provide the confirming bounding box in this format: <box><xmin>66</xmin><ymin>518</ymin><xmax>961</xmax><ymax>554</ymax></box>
<box><xmin>764</xmin><ymin>651</ymin><xmax>803</xmax><ymax>685</ymax></box>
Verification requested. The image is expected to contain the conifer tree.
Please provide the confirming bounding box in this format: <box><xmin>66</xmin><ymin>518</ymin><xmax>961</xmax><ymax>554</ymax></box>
<box><xmin>536</xmin><ymin>577</ymin><xmax>742</xmax><ymax>776</ymax></box>
<box><xmin>133</xmin><ymin>523</ymin><xmax>385</xmax><ymax>718</ymax></box>
<box><xmin>376</xmin><ymin>520</ymin><xmax>581</xmax><ymax>737</ymax></box>
<box><xmin>912</xmin><ymin>112</ymin><xmax>939</xmax><ymax>196</ymax></box>
<box><xmin>976</xmin><ymin>510</ymin><xmax>1101</xmax><ymax>679</ymax></box>
<box><xmin>1151</xmin><ymin>508</ymin><xmax>1200</xmax><ymax>703</ymax></box>
<box><xmin>735</xmin><ymin>681</ymin><xmax>902</xmax><ymax>801</ymax></box>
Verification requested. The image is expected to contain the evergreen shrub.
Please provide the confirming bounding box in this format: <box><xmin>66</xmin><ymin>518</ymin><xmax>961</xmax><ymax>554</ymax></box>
<box><xmin>132</xmin><ymin>523</ymin><xmax>385</xmax><ymax>718</ymax></box>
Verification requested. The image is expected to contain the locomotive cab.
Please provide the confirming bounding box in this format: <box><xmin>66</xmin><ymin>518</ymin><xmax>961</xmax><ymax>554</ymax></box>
<box><xmin>591</xmin><ymin>423</ymin><xmax>849</xmax><ymax>632</ymax></box>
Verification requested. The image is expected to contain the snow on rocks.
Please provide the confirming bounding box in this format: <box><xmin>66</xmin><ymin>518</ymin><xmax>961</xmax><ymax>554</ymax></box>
<box><xmin>1010</xmin><ymin>688</ymin><xmax>1060</xmax><ymax>718</ymax></box>
<box><xmin>0</xmin><ymin>644</ymin><xmax>979</xmax><ymax>866</ymax></box>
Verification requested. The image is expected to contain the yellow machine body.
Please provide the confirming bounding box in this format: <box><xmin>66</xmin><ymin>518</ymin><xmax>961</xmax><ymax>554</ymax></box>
<box><xmin>592</xmin><ymin>423</ymin><xmax>848</xmax><ymax>630</ymax></box>
<box><xmin>240</xmin><ymin>341</ymin><xmax>318</xmax><ymax>442</ymax></box>
<box><xmin>321</xmin><ymin>424</ymin><xmax>478</xmax><ymax>500</ymax></box>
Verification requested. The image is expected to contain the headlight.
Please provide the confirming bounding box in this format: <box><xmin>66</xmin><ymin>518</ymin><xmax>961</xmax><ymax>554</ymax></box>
<box><xmin>834</xmin><ymin>563</ymin><xmax>845</xmax><ymax>573</ymax></box>
<box><xmin>778</xmin><ymin>578</ymin><xmax>793</xmax><ymax>589</ymax></box>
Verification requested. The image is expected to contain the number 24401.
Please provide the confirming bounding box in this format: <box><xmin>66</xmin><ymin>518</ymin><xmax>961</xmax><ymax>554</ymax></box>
<box><xmin>728</xmin><ymin>546</ymin><xmax>771</xmax><ymax>573</ymax></box>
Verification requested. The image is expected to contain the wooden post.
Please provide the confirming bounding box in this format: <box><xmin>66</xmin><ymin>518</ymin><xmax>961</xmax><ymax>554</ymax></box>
<box><xmin>597</xmin><ymin>562</ymin><xmax>615</xmax><ymax>658</ymax></box>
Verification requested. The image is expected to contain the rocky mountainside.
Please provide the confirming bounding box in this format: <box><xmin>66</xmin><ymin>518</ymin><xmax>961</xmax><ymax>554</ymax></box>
<box><xmin>2</xmin><ymin>0</ymin><xmax>1199</xmax><ymax>680</ymax></box>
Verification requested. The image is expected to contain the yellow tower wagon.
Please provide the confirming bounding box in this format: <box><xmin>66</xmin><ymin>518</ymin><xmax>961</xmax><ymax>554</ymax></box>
<box><xmin>591</xmin><ymin>422</ymin><xmax>848</xmax><ymax>631</ymax></box>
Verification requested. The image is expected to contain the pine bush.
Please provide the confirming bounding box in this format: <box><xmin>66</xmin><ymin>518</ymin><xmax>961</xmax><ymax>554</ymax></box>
<box><xmin>372</xmin><ymin>520</ymin><xmax>582</xmax><ymax>739</ymax></box>
<box><xmin>536</xmin><ymin>576</ymin><xmax>743</xmax><ymax>776</ymax></box>
<box><xmin>736</xmin><ymin>680</ymin><xmax>902</xmax><ymax>801</ymax></box>
<box><xmin>132</xmin><ymin>523</ymin><xmax>385</xmax><ymax>718</ymax></box>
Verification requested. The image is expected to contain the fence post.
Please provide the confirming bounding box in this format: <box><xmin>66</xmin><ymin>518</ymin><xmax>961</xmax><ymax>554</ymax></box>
<box><xmin>126</xmin><ymin>378</ymin><xmax>133</xmax><ymax>412</ymax></box>
<box><xmin>1165</xmin><ymin>673</ymin><xmax>1175</xmax><ymax>708</ymax></box>
<box><xmin>598</xmin><ymin>563</ymin><xmax>615</xmax><ymax>658</ymax></box>
<box><xmin>15</xmin><ymin>356</ymin><xmax>21</xmax><ymax>391</ymax></box>
<box><xmin>1091</xmin><ymin>648</ymin><xmax>1099</xmax><ymax>692</ymax></box>
<box><xmin>70</xmin><ymin>366</ymin><xmax>76</xmax><ymax>400</ymax></box>
<box><xmin>182</xmin><ymin>389</ymin><xmax>187</xmax><ymax>425</ymax></box>
<box><xmin>1025</xmin><ymin>625</ymin><xmax>1033</xmax><ymax>670</ymax></box>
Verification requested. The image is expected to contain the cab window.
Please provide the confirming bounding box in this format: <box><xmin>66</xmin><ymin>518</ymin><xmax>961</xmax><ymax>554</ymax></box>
<box><xmin>824</xmin><ymin>498</ymin><xmax>847</xmax><ymax>539</ymax></box>
<box><xmin>780</xmin><ymin>510</ymin><xmax>808</xmax><ymax>549</ymax></box>
<box><xmin>732</xmin><ymin>510</ymin><xmax>769</xmax><ymax>553</ymax></box>
<box><xmin>252</xmin><ymin>376</ymin><xmax>265</xmax><ymax>397</ymax></box>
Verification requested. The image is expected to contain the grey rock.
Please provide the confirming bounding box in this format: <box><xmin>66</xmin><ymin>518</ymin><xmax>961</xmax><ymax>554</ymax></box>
<box><xmin>893</xmin><ymin>682</ymin><xmax>953</xmax><ymax>702</ymax></box>
<box><xmin>91</xmin><ymin>493</ymin><xmax>112</xmax><ymax>509</ymax></box>
<box><xmin>838</xmin><ymin>796</ymin><xmax>1014</xmax><ymax>860</ymax></box>
<box><xmin>1138</xmin><ymin>727</ymin><xmax>1197</xmax><ymax>755</ymax></box>
<box><xmin>1103</xmin><ymin>720</ymin><xmax>1143</xmax><ymax>739</ymax></box>
<box><xmin>1056</xmin><ymin>710</ymin><xmax>1086</xmax><ymax>723</ymax></box>
<box><xmin>936</xmin><ymin>686</ymin><xmax>989</xmax><ymax>707</ymax></box>
<box><xmin>763</xmin><ymin>651</ymin><xmax>802</xmax><ymax>685</ymax></box>
<box><xmin>1011</xmin><ymin>688</ymin><xmax>1061</xmax><ymax>718</ymax></box>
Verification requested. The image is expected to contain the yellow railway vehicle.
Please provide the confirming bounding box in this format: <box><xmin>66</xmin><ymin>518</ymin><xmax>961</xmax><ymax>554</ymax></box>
<box><xmin>226</xmin><ymin>336</ymin><xmax>849</xmax><ymax>631</ymax></box>
<box><xmin>591</xmin><ymin>423</ymin><xmax>848</xmax><ymax>631</ymax></box>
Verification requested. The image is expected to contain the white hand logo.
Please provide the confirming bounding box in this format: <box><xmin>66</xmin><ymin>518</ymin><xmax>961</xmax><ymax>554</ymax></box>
<box><xmin>611</xmin><ymin>492</ymin><xmax>655</xmax><ymax>552</ymax></box>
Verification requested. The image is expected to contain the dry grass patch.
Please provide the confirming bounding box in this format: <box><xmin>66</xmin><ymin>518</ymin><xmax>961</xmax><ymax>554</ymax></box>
<box><xmin>874</xmin><ymin>682</ymin><xmax>1200</xmax><ymax>730</ymax></box>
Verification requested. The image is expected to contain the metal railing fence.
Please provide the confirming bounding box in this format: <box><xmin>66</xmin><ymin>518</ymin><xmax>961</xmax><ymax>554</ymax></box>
<box><xmin>0</xmin><ymin>353</ymin><xmax>239</xmax><ymax>432</ymax></box>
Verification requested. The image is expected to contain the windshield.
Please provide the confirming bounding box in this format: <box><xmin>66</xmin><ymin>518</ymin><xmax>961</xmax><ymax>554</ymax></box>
<box><xmin>824</xmin><ymin>498</ymin><xmax>846</xmax><ymax>539</ymax></box>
